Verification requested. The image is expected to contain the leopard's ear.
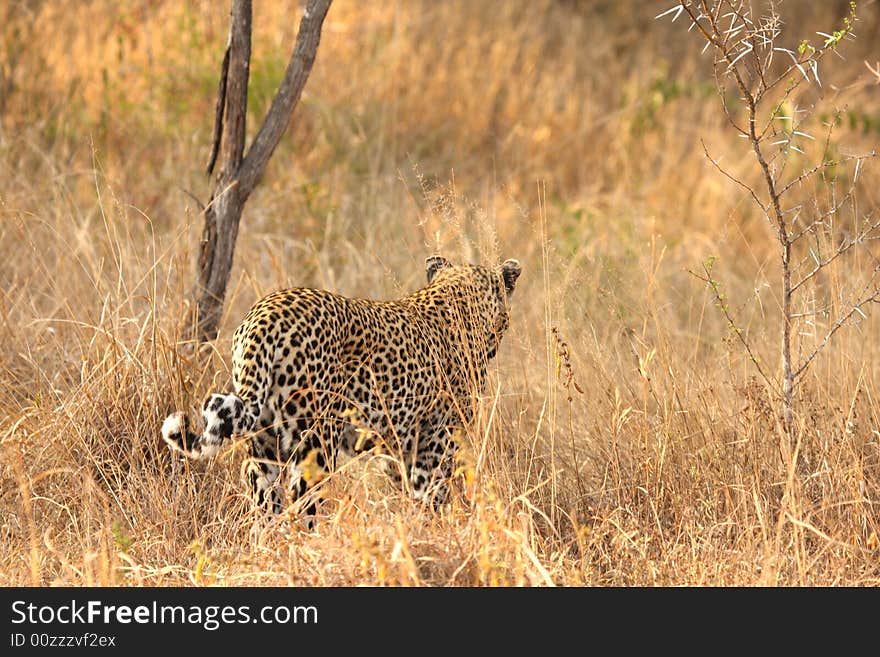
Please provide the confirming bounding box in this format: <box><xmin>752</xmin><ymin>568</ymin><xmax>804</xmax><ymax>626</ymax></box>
<box><xmin>500</xmin><ymin>259</ymin><xmax>522</xmax><ymax>295</ymax></box>
<box><xmin>426</xmin><ymin>255</ymin><xmax>452</xmax><ymax>283</ymax></box>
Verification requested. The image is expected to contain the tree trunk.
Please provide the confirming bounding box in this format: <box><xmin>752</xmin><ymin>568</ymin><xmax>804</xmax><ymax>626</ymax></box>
<box><xmin>194</xmin><ymin>0</ymin><xmax>332</xmax><ymax>341</ymax></box>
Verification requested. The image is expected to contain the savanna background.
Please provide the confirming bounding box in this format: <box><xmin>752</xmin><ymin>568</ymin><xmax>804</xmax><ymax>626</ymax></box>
<box><xmin>2</xmin><ymin>0</ymin><xmax>879</xmax><ymax>586</ymax></box>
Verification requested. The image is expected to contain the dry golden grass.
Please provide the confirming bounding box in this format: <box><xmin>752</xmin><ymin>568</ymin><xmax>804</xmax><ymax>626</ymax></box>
<box><xmin>1</xmin><ymin>0</ymin><xmax>879</xmax><ymax>586</ymax></box>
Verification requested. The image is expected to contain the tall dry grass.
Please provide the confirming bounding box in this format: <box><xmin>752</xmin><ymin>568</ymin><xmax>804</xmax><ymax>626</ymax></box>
<box><xmin>1</xmin><ymin>0</ymin><xmax>879</xmax><ymax>586</ymax></box>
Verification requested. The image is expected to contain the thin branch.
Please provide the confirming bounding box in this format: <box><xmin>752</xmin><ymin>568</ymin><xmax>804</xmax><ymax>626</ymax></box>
<box><xmin>701</xmin><ymin>138</ymin><xmax>768</xmax><ymax>215</ymax></box>
<box><xmin>690</xmin><ymin>263</ymin><xmax>780</xmax><ymax>396</ymax></box>
<box><xmin>206</xmin><ymin>43</ymin><xmax>231</xmax><ymax>176</ymax></box>
<box><xmin>789</xmin><ymin>307</ymin><xmax>830</xmax><ymax>319</ymax></box>
<box><xmin>711</xmin><ymin>59</ymin><xmax>748</xmax><ymax>136</ymax></box>
<box><xmin>788</xmin><ymin>217</ymin><xmax>825</xmax><ymax>244</ymax></box>
<box><xmin>791</xmin><ymin>216</ymin><xmax>880</xmax><ymax>294</ymax></box>
<box><xmin>759</xmin><ymin>50</ymin><xmax>824</xmax><ymax>104</ymax></box>
<box><xmin>778</xmin><ymin>153</ymin><xmax>874</xmax><ymax>198</ymax></box>
<box><xmin>794</xmin><ymin>278</ymin><xmax>880</xmax><ymax>381</ymax></box>
<box><xmin>179</xmin><ymin>187</ymin><xmax>206</xmax><ymax>213</ymax></box>
<box><xmin>683</xmin><ymin>3</ymin><xmax>722</xmax><ymax>53</ymax></box>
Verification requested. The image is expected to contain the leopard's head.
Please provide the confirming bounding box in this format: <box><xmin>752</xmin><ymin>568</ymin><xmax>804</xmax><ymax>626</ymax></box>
<box><xmin>425</xmin><ymin>256</ymin><xmax>521</xmax><ymax>360</ymax></box>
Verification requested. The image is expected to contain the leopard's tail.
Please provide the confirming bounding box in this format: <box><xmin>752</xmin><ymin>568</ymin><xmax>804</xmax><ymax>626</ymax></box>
<box><xmin>163</xmin><ymin>309</ymin><xmax>275</xmax><ymax>460</ymax></box>
<box><xmin>161</xmin><ymin>393</ymin><xmax>257</xmax><ymax>460</ymax></box>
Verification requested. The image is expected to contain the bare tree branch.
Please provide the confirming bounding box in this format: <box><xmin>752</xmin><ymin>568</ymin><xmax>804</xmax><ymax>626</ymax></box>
<box><xmin>778</xmin><ymin>153</ymin><xmax>874</xmax><ymax>199</ymax></box>
<box><xmin>701</xmin><ymin>138</ymin><xmax>769</xmax><ymax>217</ymax></box>
<box><xmin>794</xmin><ymin>277</ymin><xmax>880</xmax><ymax>381</ymax></box>
<box><xmin>791</xmin><ymin>217</ymin><xmax>880</xmax><ymax>294</ymax></box>
<box><xmin>689</xmin><ymin>263</ymin><xmax>780</xmax><ymax>396</ymax></box>
<box><xmin>238</xmin><ymin>0</ymin><xmax>332</xmax><ymax>202</ymax></box>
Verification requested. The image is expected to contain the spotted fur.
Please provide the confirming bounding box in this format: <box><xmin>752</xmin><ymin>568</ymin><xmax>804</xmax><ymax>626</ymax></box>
<box><xmin>162</xmin><ymin>257</ymin><xmax>521</xmax><ymax>516</ymax></box>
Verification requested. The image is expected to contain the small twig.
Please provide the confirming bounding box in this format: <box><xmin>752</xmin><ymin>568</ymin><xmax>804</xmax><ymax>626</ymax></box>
<box><xmin>179</xmin><ymin>188</ymin><xmax>206</xmax><ymax>214</ymax></box>
<box><xmin>779</xmin><ymin>152</ymin><xmax>876</xmax><ymax>199</ymax></box>
<box><xmin>789</xmin><ymin>307</ymin><xmax>830</xmax><ymax>320</ymax></box>
<box><xmin>789</xmin><ymin>217</ymin><xmax>824</xmax><ymax>244</ymax></box>
<box><xmin>794</xmin><ymin>279</ymin><xmax>880</xmax><ymax>381</ymax></box>
<box><xmin>791</xmin><ymin>216</ymin><xmax>880</xmax><ymax>294</ymax></box>
<box><xmin>690</xmin><ymin>263</ymin><xmax>780</xmax><ymax>396</ymax></box>
<box><xmin>701</xmin><ymin>139</ymin><xmax>769</xmax><ymax>216</ymax></box>
<box><xmin>711</xmin><ymin>64</ymin><xmax>748</xmax><ymax>136</ymax></box>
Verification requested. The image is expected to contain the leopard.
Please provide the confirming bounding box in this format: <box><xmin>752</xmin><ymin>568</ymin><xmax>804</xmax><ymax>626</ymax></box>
<box><xmin>161</xmin><ymin>255</ymin><xmax>521</xmax><ymax>518</ymax></box>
